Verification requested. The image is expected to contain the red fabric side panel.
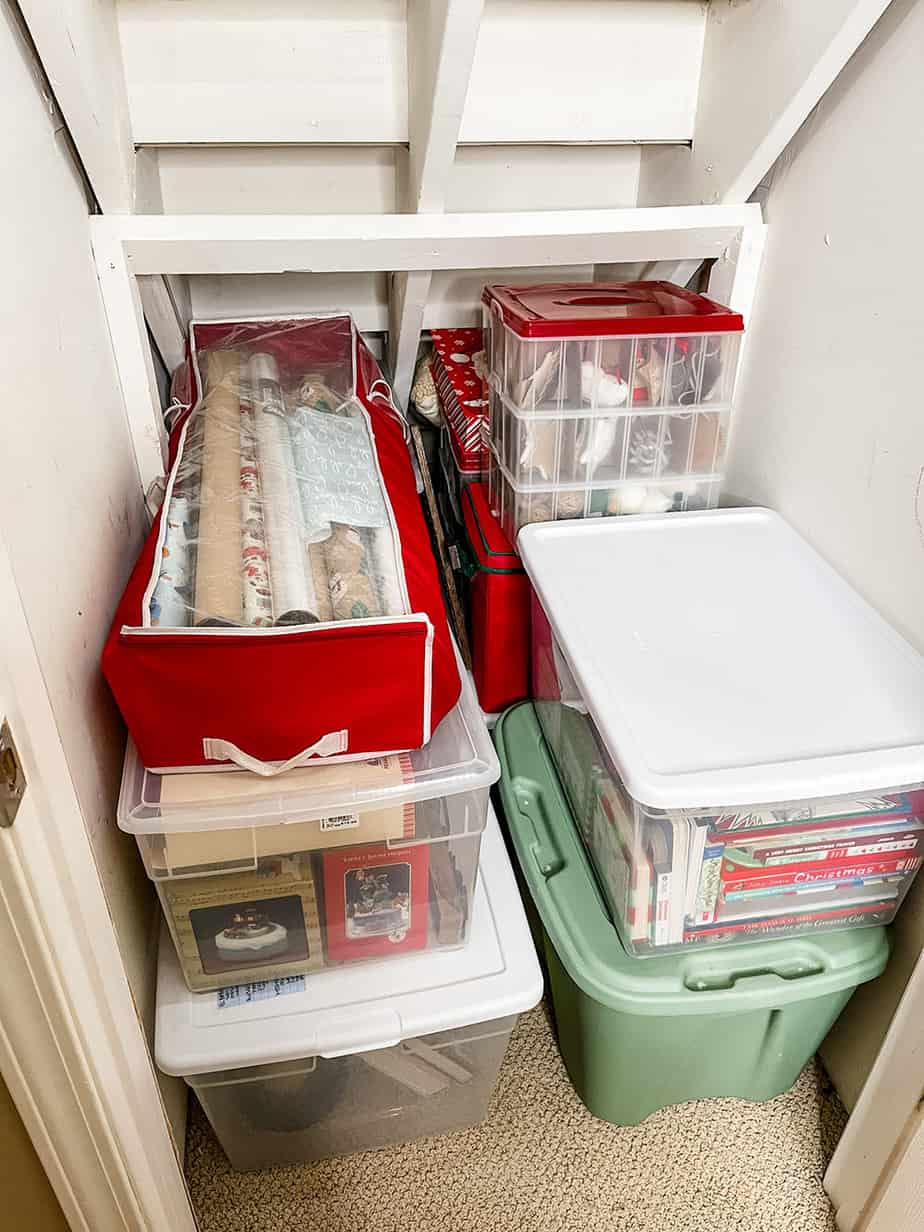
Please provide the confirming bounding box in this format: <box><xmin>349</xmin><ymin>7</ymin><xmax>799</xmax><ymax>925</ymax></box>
<box><xmin>469</xmin><ymin>569</ymin><xmax>531</xmax><ymax>713</ymax></box>
<box><xmin>356</xmin><ymin>338</ymin><xmax>461</xmax><ymax>732</ymax></box>
<box><xmin>461</xmin><ymin>481</ymin><xmax>528</xmax><ymax>712</ymax></box>
<box><xmin>103</xmin><ymin>617</ymin><xmax>431</xmax><ymax>769</ymax></box>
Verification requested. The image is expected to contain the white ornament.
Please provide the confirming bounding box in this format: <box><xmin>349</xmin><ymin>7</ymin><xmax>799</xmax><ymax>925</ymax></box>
<box><xmin>451</xmin><ymin>352</ymin><xmax>471</xmax><ymax>364</ymax></box>
<box><xmin>607</xmin><ymin>485</ymin><xmax>647</xmax><ymax>515</ymax></box>
<box><xmin>581</xmin><ymin>361</ymin><xmax>628</xmax><ymax>408</ymax></box>
<box><xmin>639</xmin><ymin>488</ymin><xmax>672</xmax><ymax>514</ymax></box>
<box><xmin>578</xmin><ymin>419</ymin><xmax>620</xmax><ymax>469</ymax></box>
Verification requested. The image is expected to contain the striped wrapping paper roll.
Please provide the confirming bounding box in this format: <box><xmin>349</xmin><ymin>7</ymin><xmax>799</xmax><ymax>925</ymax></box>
<box><xmin>239</xmin><ymin>402</ymin><xmax>275</xmax><ymax>627</ymax></box>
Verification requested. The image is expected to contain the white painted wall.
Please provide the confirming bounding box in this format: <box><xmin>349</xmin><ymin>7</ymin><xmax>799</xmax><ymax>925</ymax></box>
<box><xmin>0</xmin><ymin>5</ymin><xmax>186</xmax><ymax>1145</ymax></box>
<box><xmin>724</xmin><ymin>0</ymin><xmax>924</xmax><ymax>1106</ymax></box>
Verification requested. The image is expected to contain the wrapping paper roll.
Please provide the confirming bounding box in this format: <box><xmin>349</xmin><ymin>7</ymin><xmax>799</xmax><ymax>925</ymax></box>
<box><xmin>193</xmin><ymin>352</ymin><xmax>244</xmax><ymax>626</ymax></box>
<box><xmin>307</xmin><ymin>542</ymin><xmax>334</xmax><ymax>623</ymax></box>
<box><xmin>322</xmin><ymin>524</ymin><xmax>382</xmax><ymax>620</ymax></box>
<box><xmin>250</xmin><ymin>353</ymin><xmax>320</xmax><ymax>625</ymax></box>
<box><xmin>368</xmin><ymin>524</ymin><xmax>405</xmax><ymax>614</ymax></box>
<box><xmin>151</xmin><ymin>495</ymin><xmax>194</xmax><ymax>627</ymax></box>
<box><xmin>239</xmin><ymin>404</ymin><xmax>274</xmax><ymax>627</ymax></box>
<box><xmin>289</xmin><ymin>394</ymin><xmax>406</xmax><ymax>618</ymax></box>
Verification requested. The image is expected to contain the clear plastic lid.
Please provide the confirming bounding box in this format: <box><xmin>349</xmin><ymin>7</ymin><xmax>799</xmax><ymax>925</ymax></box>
<box><xmin>118</xmin><ymin>668</ymin><xmax>498</xmax><ymax>835</ymax></box>
<box><xmin>518</xmin><ymin>509</ymin><xmax>924</xmax><ymax>809</ymax></box>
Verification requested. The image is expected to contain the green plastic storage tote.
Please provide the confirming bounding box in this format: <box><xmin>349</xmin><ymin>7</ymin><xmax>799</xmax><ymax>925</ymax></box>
<box><xmin>495</xmin><ymin>702</ymin><xmax>890</xmax><ymax>1126</ymax></box>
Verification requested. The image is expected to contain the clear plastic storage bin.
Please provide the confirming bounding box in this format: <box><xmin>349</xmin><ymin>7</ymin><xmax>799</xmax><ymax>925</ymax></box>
<box><xmin>488</xmin><ymin>444</ymin><xmax>720</xmax><ymax>542</ymax></box>
<box><xmin>155</xmin><ymin>811</ymin><xmax>542</xmax><ymax>1169</ymax></box>
<box><xmin>519</xmin><ymin>510</ymin><xmax>924</xmax><ymax>955</ymax></box>
<box><xmin>118</xmin><ymin>671</ymin><xmax>499</xmax><ymax>990</ymax></box>
<box><xmin>482</xmin><ymin>282</ymin><xmax>742</xmax><ymax>540</ymax></box>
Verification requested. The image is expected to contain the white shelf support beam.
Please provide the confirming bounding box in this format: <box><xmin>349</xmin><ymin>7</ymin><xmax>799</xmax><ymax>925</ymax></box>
<box><xmin>388</xmin><ymin>0</ymin><xmax>485</xmax><ymax>411</ymax></box>
<box><xmin>17</xmin><ymin>0</ymin><xmax>135</xmax><ymax>213</ymax></box>
<box><xmin>91</xmin><ymin>203</ymin><xmax>763</xmax><ymax>494</ymax></box>
<box><xmin>638</xmin><ymin>0</ymin><xmax>893</xmax><ymax>207</ymax></box>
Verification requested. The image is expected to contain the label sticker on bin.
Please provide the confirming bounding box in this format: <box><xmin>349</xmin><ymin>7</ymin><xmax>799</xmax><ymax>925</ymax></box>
<box><xmin>320</xmin><ymin>812</ymin><xmax>360</xmax><ymax>833</ymax></box>
<box><xmin>217</xmin><ymin>976</ymin><xmax>306</xmax><ymax>1010</ymax></box>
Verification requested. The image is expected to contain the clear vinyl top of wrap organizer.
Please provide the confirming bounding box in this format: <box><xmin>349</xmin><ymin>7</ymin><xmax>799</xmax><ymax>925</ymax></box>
<box><xmin>145</xmin><ymin>316</ymin><xmax>409</xmax><ymax>631</ymax></box>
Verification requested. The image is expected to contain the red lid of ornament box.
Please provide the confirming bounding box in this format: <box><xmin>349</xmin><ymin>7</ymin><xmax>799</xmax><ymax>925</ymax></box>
<box><xmin>482</xmin><ymin>282</ymin><xmax>744</xmax><ymax>340</ymax></box>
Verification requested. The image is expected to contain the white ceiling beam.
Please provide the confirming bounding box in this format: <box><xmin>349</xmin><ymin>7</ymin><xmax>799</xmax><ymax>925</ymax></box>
<box><xmin>96</xmin><ymin>205</ymin><xmax>760</xmax><ymax>276</ymax></box>
<box><xmin>389</xmin><ymin>0</ymin><xmax>484</xmax><ymax>410</ymax></box>
<box><xmin>17</xmin><ymin>0</ymin><xmax>135</xmax><ymax>213</ymax></box>
<box><xmin>638</xmin><ymin>0</ymin><xmax>893</xmax><ymax>206</ymax></box>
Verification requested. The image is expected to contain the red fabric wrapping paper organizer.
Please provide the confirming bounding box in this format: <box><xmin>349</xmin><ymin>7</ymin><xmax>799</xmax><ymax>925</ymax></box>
<box><xmin>103</xmin><ymin>315</ymin><xmax>460</xmax><ymax>773</ymax></box>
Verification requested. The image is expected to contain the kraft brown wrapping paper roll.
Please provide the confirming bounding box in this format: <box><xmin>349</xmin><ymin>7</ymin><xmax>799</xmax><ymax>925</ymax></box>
<box><xmin>193</xmin><ymin>351</ymin><xmax>244</xmax><ymax>626</ymax></box>
<box><xmin>307</xmin><ymin>542</ymin><xmax>334</xmax><ymax>623</ymax></box>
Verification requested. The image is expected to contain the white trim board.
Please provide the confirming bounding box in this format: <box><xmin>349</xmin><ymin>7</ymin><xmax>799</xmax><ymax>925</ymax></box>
<box><xmin>91</xmin><ymin>203</ymin><xmax>764</xmax><ymax>491</ymax></box>
<box><xmin>0</xmin><ymin>535</ymin><xmax>195</xmax><ymax>1232</ymax></box>
<box><xmin>826</xmin><ymin>942</ymin><xmax>924</xmax><ymax>1230</ymax></box>
<box><xmin>93</xmin><ymin>205</ymin><xmax>761</xmax><ymax>274</ymax></box>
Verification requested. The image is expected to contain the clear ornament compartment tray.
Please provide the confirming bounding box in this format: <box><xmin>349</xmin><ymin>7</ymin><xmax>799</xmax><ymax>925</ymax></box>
<box><xmin>489</xmin><ymin>381</ymin><xmax>729</xmax><ymax>488</ymax></box>
<box><xmin>487</xmin><ymin>444</ymin><xmax>720</xmax><ymax>542</ymax></box>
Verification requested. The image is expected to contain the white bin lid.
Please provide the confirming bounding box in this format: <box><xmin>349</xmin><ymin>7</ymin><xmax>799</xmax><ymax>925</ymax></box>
<box><xmin>155</xmin><ymin>805</ymin><xmax>542</xmax><ymax>1076</ymax></box>
<box><xmin>119</xmin><ymin>667</ymin><xmax>498</xmax><ymax>834</ymax></box>
<box><xmin>518</xmin><ymin>508</ymin><xmax>924</xmax><ymax>810</ymax></box>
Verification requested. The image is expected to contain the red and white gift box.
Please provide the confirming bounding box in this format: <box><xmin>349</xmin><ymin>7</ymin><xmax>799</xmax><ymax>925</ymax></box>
<box><xmin>431</xmin><ymin>328</ymin><xmax>489</xmax><ymax>476</ymax></box>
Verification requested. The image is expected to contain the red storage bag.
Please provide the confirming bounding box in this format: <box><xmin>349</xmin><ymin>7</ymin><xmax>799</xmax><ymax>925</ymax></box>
<box><xmin>103</xmin><ymin>316</ymin><xmax>460</xmax><ymax>772</ymax></box>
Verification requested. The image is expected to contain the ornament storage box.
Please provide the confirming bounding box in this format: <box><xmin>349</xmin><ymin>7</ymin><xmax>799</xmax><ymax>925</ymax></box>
<box><xmin>154</xmin><ymin>812</ymin><xmax>542</xmax><ymax>1170</ymax></box>
<box><xmin>118</xmin><ymin>670</ymin><xmax>498</xmax><ymax>991</ymax></box>
<box><xmin>519</xmin><ymin>509</ymin><xmax>924</xmax><ymax>955</ymax></box>
<box><xmin>482</xmin><ymin>282</ymin><xmax>743</xmax><ymax>540</ymax></box>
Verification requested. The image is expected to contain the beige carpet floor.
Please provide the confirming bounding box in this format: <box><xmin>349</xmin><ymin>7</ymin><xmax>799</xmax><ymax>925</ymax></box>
<box><xmin>185</xmin><ymin>1001</ymin><xmax>847</xmax><ymax>1232</ymax></box>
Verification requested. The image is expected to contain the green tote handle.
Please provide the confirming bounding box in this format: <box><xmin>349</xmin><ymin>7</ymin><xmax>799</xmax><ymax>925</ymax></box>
<box><xmin>682</xmin><ymin>955</ymin><xmax>826</xmax><ymax>993</ymax></box>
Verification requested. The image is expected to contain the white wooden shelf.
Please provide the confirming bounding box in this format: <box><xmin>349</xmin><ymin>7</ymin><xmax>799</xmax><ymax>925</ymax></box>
<box><xmin>91</xmin><ymin>202</ymin><xmax>765</xmax><ymax>496</ymax></box>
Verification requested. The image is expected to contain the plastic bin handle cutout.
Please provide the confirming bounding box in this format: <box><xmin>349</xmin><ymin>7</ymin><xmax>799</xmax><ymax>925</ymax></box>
<box><xmin>682</xmin><ymin>956</ymin><xmax>826</xmax><ymax>994</ymax></box>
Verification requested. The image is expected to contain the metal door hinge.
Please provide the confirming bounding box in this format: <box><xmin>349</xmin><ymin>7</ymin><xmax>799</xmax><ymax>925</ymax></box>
<box><xmin>0</xmin><ymin>721</ymin><xmax>26</xmax><ymax>827</ymax></box>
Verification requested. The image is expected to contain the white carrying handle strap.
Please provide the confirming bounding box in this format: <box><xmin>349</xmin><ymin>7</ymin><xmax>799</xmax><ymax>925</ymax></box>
<box><xmin>202</xmin><ymin>730</ymin><xmax>349</xmax><ymax>776</ymax></box>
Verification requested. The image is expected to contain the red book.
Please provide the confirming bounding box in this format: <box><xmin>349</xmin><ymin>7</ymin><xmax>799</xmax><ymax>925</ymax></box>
<box><xmin>322</xmin><ymin>842</ymin><xmax>430</xmax><ymax>962</ymax></box>
<box><xmin>684</xmin><ymin>897</ymin><xmax>895</xmax><ymax>942</ymax></box>
<box><xmin>722</xmin><ymin>852</ymin><xmax>921</xmax><ymax>892</ymax></box>
<box><xmin>749</xmin><ymin>830</ymin><xmax>923</xmax><ymax>866</ymax></box>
